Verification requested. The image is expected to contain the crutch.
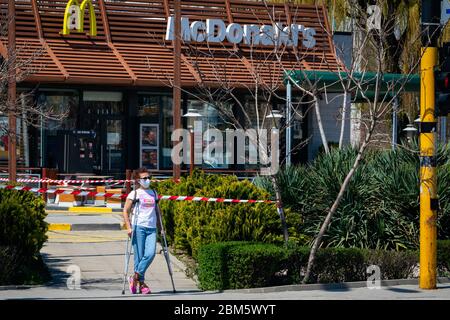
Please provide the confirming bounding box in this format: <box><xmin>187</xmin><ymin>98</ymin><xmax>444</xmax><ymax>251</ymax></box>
<box><xmin>156</xmin><ymin>203</ymin><xmax>176</xmax><ymax>293</ymax></box>
<box><xmin>121</xmin><ymin>185</ymin><xmax>139</xmax><ymax>295</ymax></box>
<box><xmin>121</xmin><ymin>225</ymin><xmax>133</xmax><ymax>295</ymax></box>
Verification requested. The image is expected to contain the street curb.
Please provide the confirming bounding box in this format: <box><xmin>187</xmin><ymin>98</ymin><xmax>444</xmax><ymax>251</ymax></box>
<box><xmin>48</xmin><ymin>223</ymin><xmax>71</xmax><ymax>231</ymax></box>
<box><xmin>221</xmin><ymin>277</ymin><xmax>450</xmax><ymax>294</ymax></box>
<box><xmin>69</xmin><ymin>207</ymin><xmax>112</xmax><ymax>213</ymax></box>
<box><xmin>46</xmin><ymin>206</ymin><xmax>123</xmax><ymax>213</ymax></box>
<box><xmin>47</xmin><ymin>223</ymin><xmax>124</xmax><ymax>231</ymax></box>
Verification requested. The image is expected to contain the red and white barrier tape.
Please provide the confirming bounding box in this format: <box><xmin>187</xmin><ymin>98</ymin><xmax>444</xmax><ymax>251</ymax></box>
<box><xmin>0</xmin><ymin>185</ymin><xmax>275</xmax><ymax>204</ymax></box>
<box><xmin>0</xmin><ymin>177</ymin><xmax>177</xmax><ymax>184</ymax></box>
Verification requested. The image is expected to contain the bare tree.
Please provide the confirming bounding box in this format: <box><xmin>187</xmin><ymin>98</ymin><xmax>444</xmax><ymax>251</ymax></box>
<box><xmin>283</xmin><ymin>1</ymin><xmax>429</xmax><ymax>283</ymax></box>
<box><xmin>0</xmin><ymin>16</ymin><xmax>68</xmax><ymax>164</ymax></box>
<box><xmin>251</xmin><ymin>0</ymin><xmax>427</xmax><ymax>283</ymax></box>
<box><xmin>148</xmin><ymin>8</ymin><xmax>324</xmax><ymax>244</ymax></box>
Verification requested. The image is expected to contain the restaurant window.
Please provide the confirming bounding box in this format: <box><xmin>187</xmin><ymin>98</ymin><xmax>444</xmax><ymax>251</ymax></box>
<box><xmin>37</xmin><ymin>91</ymin><xmax>79</xmax><ymax>132</ymax></box>
<box><xmin>161</xmin><ymin>96</ymin><xmax>173</xmax><ymax>169</ymax></box>
<box><xmin>243</xmin><ymin>96</ymin><xmax>275</xmax><ymax>168</ymax></box>
<box><xmin>83</xmin><ymin>91</ymin><xmax>123</xmax><ymax>116</ymax></box>
<box><xmin>137</xmin><ymin>95</ymin><xmax>159</xmax><ymax>117</ymax></box>
<box><xmin>37</xmin><ymin>91</ymin><xmax>80</xmax><ymax>168</ymax></box>
<box><xmin>244</xmin><ymin>97</ymin><xmax>273</xmax><ymax>131</ymax></box>
<box><xmin>187</xmin><ymin>100</ymin><xmax>232</xmax><ymax>169</ymax></box>
<box><xmin>0</xmin><ymin>92</ymin><xmax>39</xmax><ymax>168</ymax></box>
<box><xmin>138</xmin><ymin>94</ymin><xmax>172</xmax><ymax>170</ymax></box>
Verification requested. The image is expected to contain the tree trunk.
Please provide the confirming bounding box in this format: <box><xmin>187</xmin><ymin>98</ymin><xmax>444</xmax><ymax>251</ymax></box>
<box><xmin>270</xmin><ymin>174</ymin><xmax>289</xmax><ymax>246</ymax></box>
<box><xmin>302</xmin><ymin>120</ymin><xmax>375</xmax><ymax>284</ymax></box>
<box><xmin>314</xmin><ymin>97</ymin><xmax>329</xmax><ymax>154</ymax></box>
<box><xmin>339</xmin><ymin>92</ymin><xmax>348</xmax><ymax>149</ymax></box>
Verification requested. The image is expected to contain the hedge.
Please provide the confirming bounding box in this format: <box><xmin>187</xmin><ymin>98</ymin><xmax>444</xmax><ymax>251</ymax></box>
<box><xmin>152</xmin><ymin>170</ymin><xmax>304</xmax><ymax>258</ymax></box>
<box><xmin>0</xmin><ymin>189</ymin><xmax>50</xmax><ymax>285</ymax></box>
<box><xmin>197</xmin><ymin>241</ymin><xmax>450</xmax><ymax>290</ymax></box>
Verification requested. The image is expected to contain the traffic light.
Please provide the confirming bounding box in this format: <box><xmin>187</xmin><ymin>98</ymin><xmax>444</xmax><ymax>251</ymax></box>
<box><xmin>436</xmin><ymin>43</ymin><xmax>450</xmax><ymax>117</ymax></box>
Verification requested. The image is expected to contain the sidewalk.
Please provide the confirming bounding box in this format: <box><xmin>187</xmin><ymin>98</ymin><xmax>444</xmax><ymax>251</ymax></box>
<box><xmin>0</xmin><ymin>232</ymin><xmax>199</xmax><ymax>300</ymax></box>
<box><xmin>2</xmin><ymin>211</ymin><xmax>450</xmax><ymax>300</ymax></box>
<box><xmin>1</xmin><ymin>232</ymin><xmax>450</xmax><ymax>299</ymax></box>
<box><xmin>45</xmin><ymin>213</ymin><xmax>125</xmax><ymax>231</ymax></box>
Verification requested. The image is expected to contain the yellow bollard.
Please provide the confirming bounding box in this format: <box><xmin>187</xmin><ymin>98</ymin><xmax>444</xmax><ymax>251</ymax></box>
<box><xmin>419</xmin><ymin>47</ymin><xmax>438</xmax><ymax>289</ymax></box>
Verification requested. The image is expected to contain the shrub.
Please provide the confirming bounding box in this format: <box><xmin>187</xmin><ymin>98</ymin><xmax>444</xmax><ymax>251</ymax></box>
<box><xmin>197</xmin><ymin>241</ymin><xmax>449</xmax><ymax>290</ymax></box>
<box><xmin>0</xmin><ymin>246</ymin><xmax>23</xmax><ymax>285</ymax></box>
<box><xmin>311</xmin><ymin>247</ymin><xmax>367</xmax><ymax>283</ymax></box>
<box><xmin>0</xmin><ymin>189</ymin><xmax>48</xmax><ymax>256</ymax></box>
<box><xmin>364</xmin><ymin>250</ymin><xmax>418</xmax><ymax>280</ymax></box>
<box><xmin>0</xmin><ymin>189</ymin><xmax>49</xmax><ymax>285</ymax></box>
<box><xmin>197</xmin><ymin>241</ymin><xmax>254</xmax><ymax>290</ymax></box>
<box><xmin>226</xmin><ymin>243</ymin><xmax>287</xmax><ymax>289</ymax></box>
<box><xmin>437</xmin><ymin>240</ymin><xmax>450</xmax><ymax>274</ymax></box>
<box><xmin>255</xmin><ymin>143</ymin><xmax>450</xmax><ymax>250</ymax></box>
<box><xmin>152</xmin><ymin>170</ymin><xmax>303</xmax><ymax>258</ymax></box>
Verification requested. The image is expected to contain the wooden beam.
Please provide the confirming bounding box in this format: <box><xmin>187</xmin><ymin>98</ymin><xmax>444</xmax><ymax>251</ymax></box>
<box><xmin>108</xmin><ymin>43</ymin><xmax>138</xmax><ymax>82</ymax></box>
<box><xmin>0</xmin><ymin>40</ymin><xmax>8</xmax><ymax>58</ymax></box>
<box><xmin>31</xmin><ymin>0</ymin><xmax>69</xmax><ymax>79</ymax></box>
<box><xmin>225</xmin><ymin>0</ymin><xmax>233</xmax><ymax>23</ymax></box>
<box><xmin>163</xmin><ymin>0</ymin><xmax>170</xmax><ymax>17</ymax></box>
<box><xmin>301</xmin><ymin>59</ymin><xmax>311</xmax><ymax>70</ymax></box>
<box><xmin>321</xmin><ymin>3</ymin><xmax>336</xmax><ymax>59</ymax></box>
<box><xmin>98</xmin><ymin>0</ymin><xmax>137</xmax><ymax>82</ymax></box>
<box><xmin>284</xmin><ymin>2</ymin><xmax>301</xmax><ymax>59</ymax></box>
<box><xmin>180</xmin><ymin>53</ymin><xmax>202</xmax><ymax>83</ymax></box>
<box><xmin>31</xmin><ymin>0</ymin><xmax>44</xmax><ymax>39</ymax></box>
<box><xmin>284</xmin><ymin>2</ymin><xmax>292</xmax><ymax>27</ymax></box>
<box><xmin>241</xmin><ymin>55</ymin><xmax>265</xmax><ymax>85</ymax></box>
<box><xmin>44</xmin><ymin>42</ymin><xmax>70</xmax><ymax>79</ymax></box>
<box><xmin>98</xmin><ymin>0</ymin><xmax>112</xmax><ymax>44</ymax></box>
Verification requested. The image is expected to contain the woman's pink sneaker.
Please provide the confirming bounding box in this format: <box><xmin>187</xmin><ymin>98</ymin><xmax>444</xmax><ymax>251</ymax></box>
<box><xmin>128</xmin><ymin>276</ymin><xmax>137</xmax><ymax>294</ymax></box>
<box><xmin>140</xmin><ymin>283</ymin><xmax>151</xmax><ymax>294</ymax></box>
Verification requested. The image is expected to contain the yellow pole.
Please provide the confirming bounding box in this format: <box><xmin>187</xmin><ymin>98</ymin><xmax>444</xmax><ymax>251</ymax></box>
<box><xmin>419</xmin><ymin>47</ymin><xmax>438</xmax><ymax>289</ymax></box>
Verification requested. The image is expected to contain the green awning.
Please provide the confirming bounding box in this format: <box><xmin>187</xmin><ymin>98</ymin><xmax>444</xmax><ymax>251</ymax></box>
<box><xmin>284</xmin><ymin>70</ymin><xmax>420</xmax><ymax>103</ymax></box>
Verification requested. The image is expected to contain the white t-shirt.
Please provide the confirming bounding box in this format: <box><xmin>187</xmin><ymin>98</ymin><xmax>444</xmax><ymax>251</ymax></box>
<box><xmin>127</xmin><ymin>189</ymin><xmax>158</xmax><ymax>228</ymax></box>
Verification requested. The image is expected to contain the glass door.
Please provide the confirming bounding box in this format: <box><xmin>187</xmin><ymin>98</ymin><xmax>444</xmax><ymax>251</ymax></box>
<box><xmin>82</xmin><ymin>91</ymin><xmax>124</xmax><ymax>175</ymax></box>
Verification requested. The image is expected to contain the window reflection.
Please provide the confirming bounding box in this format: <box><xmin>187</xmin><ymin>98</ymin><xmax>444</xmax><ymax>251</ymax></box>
<box><xmin>37</xmin><ymin>92</ymin><xmax>79</xmax><ymax>132</ymax></box>
<box><xmin>187</xmin><ymin>100</ymin><xmax>232</xmax><ymax>169</ymax></box>
<box><xmin>138</xmin><ymin>96</ymin><xmax>160</xmax><ymax>117</ymax></box>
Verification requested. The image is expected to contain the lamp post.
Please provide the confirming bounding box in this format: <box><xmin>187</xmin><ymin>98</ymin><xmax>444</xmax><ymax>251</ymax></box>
<box><xmin>403</xmin><ymin>124</ymin><xmax>418</xmax><ymax>143</ymax></box>
<box><xmin>8</xmin><ymin>0</ymin><xmax>16</xmax><ymax>182</ymax></box>
<box><xmin>266</xmin><ymin>109</ymin><xmax>284</xmax><ymax>126</ymax></box>
<box><xmin>392</xmin><ymin>97</ymin><xmax>399</xmax><ymax>150</ymax></box>
<box><xmin>285</xmin><ymin>81</ymin><xmax>292</xmax><ymax>166</ymax></box>
<box><xmin>266</xmin><ymin>109</ymin><xmax>284</xmax><ymax>165</ymax></box>
<box><xmin>172</xmin><ymin>0</ymin><xmax>181</xmax><ymax>180</ymax></box>
<box><xmin>265</xmin><ymin>109</ymin><xmax>288</xmax><ymax>245</ymax></box>
<box><xmin>183</xmin><ymin>108</ymin><xmax>202</xmax><ymax>175</ymax></box>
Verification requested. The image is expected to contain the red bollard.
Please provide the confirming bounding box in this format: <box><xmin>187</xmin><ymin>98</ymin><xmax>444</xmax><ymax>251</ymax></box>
<box><xmin>126</xmin><ymin>169</ymin><xmax>132</xmax><ymax>195</ymax></box>
<box><xmin>42</xmin><ymin>168</ymin><xmax>47</xmax><ymax>203</ymax></box>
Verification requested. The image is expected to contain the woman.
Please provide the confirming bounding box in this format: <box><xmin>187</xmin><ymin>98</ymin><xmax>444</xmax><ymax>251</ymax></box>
<box><xmin>123</xmin><ymin>167</ymin><xmax>161</xmax><ymax>294</ymax></box>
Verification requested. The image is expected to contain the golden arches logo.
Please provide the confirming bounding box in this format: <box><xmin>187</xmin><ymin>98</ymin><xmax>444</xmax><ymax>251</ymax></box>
<box><xmin>62</xmin><ymin>0</ymin><xmax>97</xmax><ymax>36</ymax></box>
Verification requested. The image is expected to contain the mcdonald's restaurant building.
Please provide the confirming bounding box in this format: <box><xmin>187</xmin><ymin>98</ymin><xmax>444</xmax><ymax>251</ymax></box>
<box><xmin>0</xmin><ymin>0</ymin><xmax>354</xmax><ymax>178</ymax></box>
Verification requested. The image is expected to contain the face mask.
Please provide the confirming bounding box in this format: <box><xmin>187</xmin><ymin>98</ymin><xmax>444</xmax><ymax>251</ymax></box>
<box><xmin>139</xmin><ymin>179</ymin><xmax>150</xmax><ymax>189</ymax></box>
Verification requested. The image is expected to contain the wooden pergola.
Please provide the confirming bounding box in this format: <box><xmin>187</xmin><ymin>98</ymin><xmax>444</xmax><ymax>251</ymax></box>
<box><xmin>0</xmin><ymin>0</ymin><xmax>340</xmax><ymax>87</ymax></box>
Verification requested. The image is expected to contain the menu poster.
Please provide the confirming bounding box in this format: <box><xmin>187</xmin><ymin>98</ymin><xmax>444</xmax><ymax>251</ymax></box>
<box><xmin>140</xmin><ymin>124</ymin><xmax>159</xmax><ymax>170</ymax></box>
<box><xmin>141</xmin><ymin>149</ymin><xmax>158</xmax><ymax>170</ymax></box>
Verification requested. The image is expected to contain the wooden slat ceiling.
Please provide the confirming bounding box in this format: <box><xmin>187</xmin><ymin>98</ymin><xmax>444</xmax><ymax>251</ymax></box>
<box><xmin>0</xmin><ymin>0</ymin><xmax>339</xmax><ymax>87</ymax></box>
